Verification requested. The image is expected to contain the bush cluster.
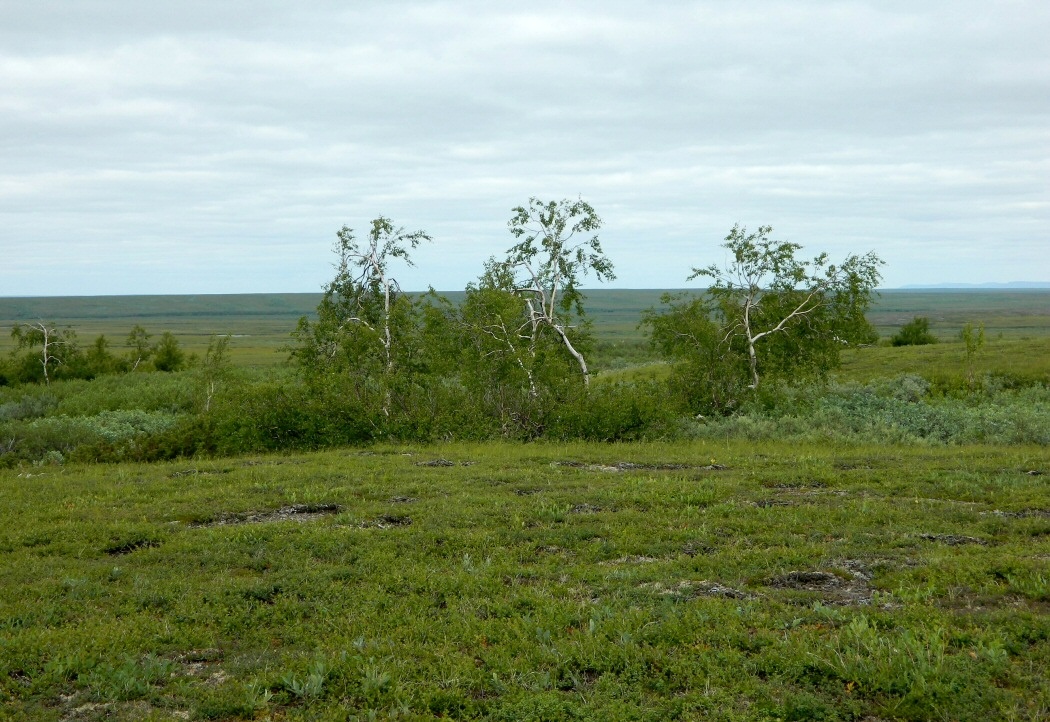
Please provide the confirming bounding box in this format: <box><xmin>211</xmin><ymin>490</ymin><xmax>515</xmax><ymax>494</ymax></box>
<box><xmin>3</xmin><ymin>364</ymin><xmax>1048</xmax><ymax>467</ymax></box>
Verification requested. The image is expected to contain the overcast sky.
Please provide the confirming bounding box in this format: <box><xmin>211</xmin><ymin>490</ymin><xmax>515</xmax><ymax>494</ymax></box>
<box><xmin>1</xmin><ymin>1</ymin><xmax>1048</xmax><ymax>296</ymax></box>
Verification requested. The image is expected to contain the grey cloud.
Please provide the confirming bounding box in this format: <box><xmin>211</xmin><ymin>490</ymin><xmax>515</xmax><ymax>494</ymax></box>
<box><xmin>1</xmin><ymin>1</ymin><xmax>1048</xmax><ymax>295</ymax></box>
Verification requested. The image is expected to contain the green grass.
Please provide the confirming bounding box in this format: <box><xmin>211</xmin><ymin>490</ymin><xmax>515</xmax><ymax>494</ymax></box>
<box><xmin>867</xmin><ymin>290</ymin><xmax>1050</xmax><ymax>340</ymax></box>
<box><xmin>837</xmin><ymin>338</ymin><xmax>1050</xmax><ymax>387</ymax></box>
<box><xmin>3</xmin><ymin>290</ymin><xmax>1048</xmax><ymax>369</ymax></box>
<box><xmin>2</xmin><ymin>441</ymin><xmax>1048</xmax><ymax>720</ymax></box>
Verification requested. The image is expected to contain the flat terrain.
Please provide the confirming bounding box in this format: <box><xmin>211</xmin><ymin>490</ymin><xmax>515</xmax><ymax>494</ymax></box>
<box><xmin>1</xmin><ymin>442</ymin><xmax>1048</xmax><ymax>720</ymax></box>
<box><xmin>2</xmin><ymin>290</ymin><xmax>1048</xmax><ymax>367</ymax></box>
<box><xmin>2</xmin><ymin>290</ymin><xmax>1048</xmax><ymax>720</ymax></box>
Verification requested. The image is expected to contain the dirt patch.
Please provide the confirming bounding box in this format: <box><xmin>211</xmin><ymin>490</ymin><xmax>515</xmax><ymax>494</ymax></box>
<box><xmin>764</xmin><ymin>480</ymin><xmax>827</xmax><ymax>489</ymax></box>
<box><xmin>169</xmin><ymin>468</ymin><xmax>232</xmax><ymax>478</ymax></box>
<box><xmin>751</xmin><ymin>499</ymin><xmax>794</xmax><ymax>508</ymax></box>
<box><xmin>8</xmin><ymin>669</ymin><xmax>30</xmax><ymax>687</ymax></box>
<box><xmin>514</xmin><ymin>488</ymin><xmax>543</xmax><ymax>496</ymax></box>
<box><xmin>683</xmin><ymin>542</ymin><xmax>715</xmax><ymax>557</ymax></box>
<box><xmin>918</xmin><ymin>533</ymin><xmax>988</xmax><ymax>546</ymax></box>
<box><xmin>570</xmin><ymin>503</ymin><xmax>603</xmax><ymax>514</ymax></box>
<box><xmin>359</xmin><ymin>514</ymin><xmax>412</xmax><ymax>529</ymax></box>
<box><xmin>62</xmin><ymin>701</ymin><xmax>190</xmax><ymax>721</ymax></box>
<box><xmin>770</xmin><ymin>571</ymin><xmax>844</xmax><ymax>589</ymax></box>
<box><xmin>170</xmin><ymin>648</ymin><xmax>224</xmax><ymax>680</ymax></box>
<box><xmin>766</xmin><ymin>560</ymin><xmax>878</xmax><ymax>605</ymax></box>
<box><xmin>600</xmin><ymin>555</ymin><xmax>658</xmax><ymax>565</ymax></box>
<box><xmin>174</xmin><ymin>648</ymin><xmax>223</xmax><ymax>664</ymax></box>
<box><xmin>985</xmin><ymin>509</ymin><xmax>1050</xmax><ymax>519</ymax></box>
<box><xmin>191</xmin><ymin>503</ymin><xmax>342</xmax><ymax>527</ymax></box>
<box><xmin>389</xmin><ymin>496</ymin><xmax>418</xmax><ymax>503</ymax></box>
<box><xmin>640</xmin><ymin>579</ymin><xmax>754</xmax><ymax>600</ymax></box>
<box><xmin>103</xmin><ymin>537</ymin><xmax>161</xmax><ymax>555</ymax></box>
<box><xmin>416</xmin><ymin>459</ymin><xmax>476</xmax><ymax>467</ymax></box>
<box><xmin>554</xmin><ymin>461</ymin><xmax>727</xmax><ymax>473</ymax></box>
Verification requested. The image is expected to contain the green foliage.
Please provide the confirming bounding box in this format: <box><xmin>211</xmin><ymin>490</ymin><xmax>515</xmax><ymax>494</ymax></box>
<box><xmin>686</xmin><ymin>224</ymin><xmax>882</xmax><ymax>389</ymax></box>
<box><xmin>125</xmin><ymin>324</ymin><xmax>153</xmax><ymax>371</ymax></box>
<box><xmin>642</xmin><ymin>292</ymin><xmax>752</xmax><ymax>414</ymax></box>
<box><xmin>292</xmin><ymin>217</ymin><xmax>432</xmax><ymax>378</ymax></box>
<box><xmin>506</xmin><ymin>197</ymin><xmax>613</xmax><ymax>318</ymax></box>
<box><xmin>9</xmin><ymin>321</ymin><xmax>78</xmax><ymax>385</ymax></box>
<box><xmin>152</xmin><ymin>331</ymin><xmax>186</xmax><ymax>372</ymax></box>
<box><xmin>545</xmin><ymin>380</ymin><xmax>678</xmax><ymax>441</ymax></box>
<box><xmin>961</xmin><ymin>321</ymin><xmax>986</xmax><ymax>389</ymax></box>
<box><xmin>642</xmin><ymin>227</ymin><xmax>881</xmax><ymax>411</ymax></box>
<box><xmin>1</xmin><ymin>409</ymin><xmax>183</xmax><ymax>464</ymax></box>
<box><xmin>892</xmin><ymin>316</ymin><xmax>939</xmax><ymax>346</ymax></box>
<box><xmin>196</xmin><ymin>334</ymin><xmax>233</xmax><ymax>412</ymax></box>
<box><xmin>686</xmin><ymin>377</ymin><xmax>1050</xmax><ymax>446</ymax></box>
<box><xmin>503</xmin><ymin>197</ymin><xmax>615</xmax><ymax>384</ymax></box>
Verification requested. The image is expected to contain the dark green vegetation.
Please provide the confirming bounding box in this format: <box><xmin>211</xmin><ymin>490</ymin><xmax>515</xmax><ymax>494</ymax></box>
<box><xmin>2</xmin><ymin>442</ymin><xmax>1048</xmax><ymax>720</ymax></box>
<box><xmin>2</xmin><ymin>289</ymin><xmax>1048</xmax><ymax>360</ymax></box>
<box><xmin>1</xmin><ymin>288</ymin><xmax>1049</xmax><ymax>466</ymax></box>
<box><xmin>890</xmin><ymin>318</ymin><xmax>938</xmax><ymax>347</ymax></box>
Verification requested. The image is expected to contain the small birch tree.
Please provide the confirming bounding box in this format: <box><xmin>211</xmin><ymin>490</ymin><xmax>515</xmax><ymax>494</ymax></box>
<box><xmin>10</xmin><ymin>321</ymin><xmax>74</xmax><ymax>386</ymax></box>
<box><xmin>689</xmin><ymin>224</ymin><xmax>882</xmax><ymax>389</ymax></box>
<box><xmin>126</xmin><ymin>325</ymin><xmax>153</xmax><ymax>371</ymax></box>
<box><xmin>292</xmin><ymin>217</ymin><xmax>433</xmax><ymax>416</ymax></box>
<box><xmin>501</xmin><ymin>198</ymin><xmax>615</xmax><ymax>386</ymax></box>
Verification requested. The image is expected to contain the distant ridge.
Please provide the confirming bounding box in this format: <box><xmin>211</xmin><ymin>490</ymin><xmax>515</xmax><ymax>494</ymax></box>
<box><xmin>898</xmin><ymin>282</ymin><xmax>1050</xmax><ymax>289</ymax></box>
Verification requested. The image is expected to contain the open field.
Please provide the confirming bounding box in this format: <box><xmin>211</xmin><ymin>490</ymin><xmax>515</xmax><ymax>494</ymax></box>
<box><xmin>2</xmin><ymin>290</ymin><xmax>1048</xmax><ymax>720</ymax></box>
<box><xmin>2</xmin><ymin>291</ymin><xmax>1048</xmax><ymax>368</ymax></box>
<box><xmin>837</xmin><ymin>337</ymin><xmax>1050</xmax><ymax>387</ymax></box>
<box><xmin>2</xmin><ymin>441</ymin><xmax>1048</xmax><ymax>720</ymax></box>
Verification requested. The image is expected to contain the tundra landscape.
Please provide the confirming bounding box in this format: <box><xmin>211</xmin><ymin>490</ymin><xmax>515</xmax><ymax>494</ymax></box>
<box><xmin>4</xmin><ymin>0</ymin><xmax>1049</xmax><ymax>718</ymax></box>
<box><xmin>1</xmin><ymin>213</ymin><xmax>1048</xmax><ymax>721</ymax></box>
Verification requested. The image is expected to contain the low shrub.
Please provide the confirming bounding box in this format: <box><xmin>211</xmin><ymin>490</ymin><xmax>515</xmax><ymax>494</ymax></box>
<box><xmin>545</xmin><ymin>380</ymin><xmax>679</xmax><ymax>441</ymax></box>
<box><xmin>892</xmin><ymin>317</ymin><xmax>938</xmax><ymax>346</ymax></box>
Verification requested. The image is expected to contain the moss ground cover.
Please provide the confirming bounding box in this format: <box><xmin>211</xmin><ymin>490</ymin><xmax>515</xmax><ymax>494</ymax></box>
<box><xmin>2</xmin><ymin>442</ymin><xmax>1047</xmax><ymax>720</ymax></box>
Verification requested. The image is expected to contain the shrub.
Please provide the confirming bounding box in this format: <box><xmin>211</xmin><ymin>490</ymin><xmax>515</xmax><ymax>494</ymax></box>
<box><xmin>1</xmin><ymin>410</ymin><xmax>183</xmax><ymax>464</ymax></box>
<box><xmin>544</xmin><ymin>380</ymin><xmax>678</xmax><ymax>441</ymax></box>
<box><xmin>891</xmin><ymin>317</ymin><xmax>938</xmax><ymax>346</ymax></box>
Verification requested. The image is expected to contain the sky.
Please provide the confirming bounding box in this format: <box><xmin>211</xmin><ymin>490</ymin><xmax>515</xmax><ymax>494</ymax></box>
<box><xmin>1</xmin><ymin>0</ymin><xmax>1048</xmax><ymax>296</ymax></box>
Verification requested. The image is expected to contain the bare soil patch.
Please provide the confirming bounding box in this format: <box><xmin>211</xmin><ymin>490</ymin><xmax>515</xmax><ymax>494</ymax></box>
<box><xmin>191</xmin><ymin>503</ymin><xmax>342</xmax><ymax>527</ymax></box>
<box><xmin>985</xmin><ymin>508</ymin><xmax>1050</xmax><ymax>519</ymax></box>
<box><xmin>765</xmin><ymin>560</ymin><xmax>879</xmax><ymax>605</ymax></box>
<box><xmin>359</xmin><ymin>514</ymin><xmax>412</xmax><ymax>529</ymax></box>
<box><xmin>554</xmin><ymin>461</ymin><xmax>727</xmax><ymax>473</ymax></box>
<box><xmin>918</xmin><ymin>533</ymin><xmax>988</xmax><ymax>546</ymax></box>
<box><xmin>415</xmin><ymin>458</ymin><xmax>476</xmax><ymax>467</ymax></box>
<box><xmin>570</xmin><ymin>503</ymin><xmax>603</xmax><ymax>514</ymax></box>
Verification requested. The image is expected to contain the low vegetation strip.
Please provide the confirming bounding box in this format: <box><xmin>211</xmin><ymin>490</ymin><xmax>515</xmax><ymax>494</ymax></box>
<box><xmin>1</xmin><ymin>441</ymin><xmax>1047</xmax><ymax>720</ymax></box>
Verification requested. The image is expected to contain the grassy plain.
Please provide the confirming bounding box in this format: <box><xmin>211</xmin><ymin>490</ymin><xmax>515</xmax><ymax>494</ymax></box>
<box><xmin>2</xmin><ymin>289</ymin><xmax>1048</xmax><ymax>370</ymax></box>
<box><xmin>2</xmin><ymin>290</ymin><xmax>1049</xmax><ymax>720</ymax></box>
<box><xmin>2</xmin><ymin>442</ymin><xmax>1048</xmax><ymax>720</ymax></box>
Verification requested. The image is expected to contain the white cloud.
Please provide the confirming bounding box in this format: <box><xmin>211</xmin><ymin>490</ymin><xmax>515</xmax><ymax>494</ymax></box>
<box><xmin>1</xmin><ymin>1</ymin><xmax>1048</xmax><ymax>295</ymax></box>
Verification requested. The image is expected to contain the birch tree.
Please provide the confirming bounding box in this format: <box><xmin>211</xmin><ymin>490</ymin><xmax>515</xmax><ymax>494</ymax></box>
<box><xmin>690</xmin><ymin>224</ymin><xmax>882</xmax><ymax>389</ymax></box>
<box><xmin>292</xmin><ymin>217</ymin><xmax>433</xmax><ymax>418</ymax></box>
<box><xmin>10</xmin><ymin>321</ymin><xmax>73</xmax><ymax>386</ymax></box>
<box><xmin>501</xmin><ymin>198</ymin><xmax>615</xmax><ymax>386</ymax></box>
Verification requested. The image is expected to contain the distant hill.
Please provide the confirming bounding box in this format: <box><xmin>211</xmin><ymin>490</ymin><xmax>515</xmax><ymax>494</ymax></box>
<box><xmin>899</xmin><ymin>282</ymin><xmax>1050</xmax><ymax>289</ymax></box>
